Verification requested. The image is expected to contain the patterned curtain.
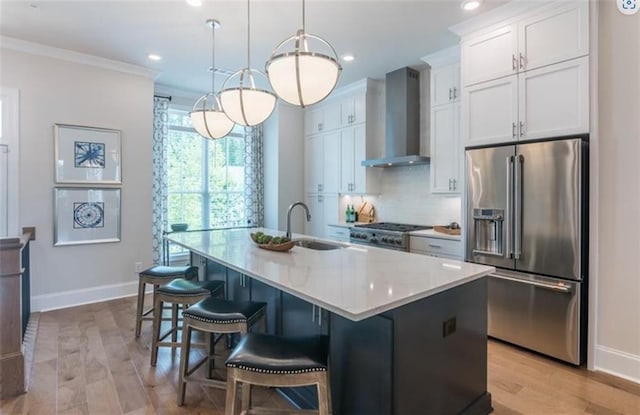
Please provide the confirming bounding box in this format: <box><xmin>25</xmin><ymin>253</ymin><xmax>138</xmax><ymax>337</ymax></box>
<box><xmin>152</xmin><ymin>97</ymin><xmax>170</xmax><ymax>264</ymax></box>
<box><xmin>244</xmin><ymin>125</ymin><xmax>264</xmax><ymax>227</ymax></box>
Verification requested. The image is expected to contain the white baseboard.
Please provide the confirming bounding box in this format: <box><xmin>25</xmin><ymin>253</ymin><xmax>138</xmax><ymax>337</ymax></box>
<box><xmin>31</xmin><ymin>281</ymin><xmax>152</xmax><ymax>312</ymax></box>
<box><xmin>595</xmin><ymin>344</ymin><xmax>640</xmax><ymax>384</ymax></box>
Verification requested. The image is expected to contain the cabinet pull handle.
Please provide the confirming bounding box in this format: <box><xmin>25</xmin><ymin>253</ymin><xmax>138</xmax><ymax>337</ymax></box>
<box><xmin>519</xmin><ymin>53</ymin><xmax>525</xmax><ymax>69</ymax></box>
<box><xmin>519</xmin><ymin>121</ymin><xmax>524</xmax><ymax>137</ymax></box>
<box><xmin>452</xmin><ymin>179</ymin><xmax>456</xmax><ymax>190</ymax></box>
<box><xmin>428</xmin><ymin>244</ymin><xmax>442</xmax><ymax>249</ymax></box>
<box><xmin>312</xmin><ymin>304</ymin><xmax>315</xmax><ymax>323</ymax></box>
<box><xmin>512</xmin><ymin>54</ymin><xmax>517</xmax><ymax>71</ymax></box>
<box><xmin>449</xmin><ymin>88</ymin><xmax>452</xmax><ymax>101</ymax></box>
<box><xmin>317</xmin><ymin>306</ymin><xmax>322</xmax><ymax>327</ymax></box>
<box><xmin>453</xmin><ymin>87</ymin><xmax>457</xmax><ymax>99</ymax></box>
<box><xmin>448</xmin><ymin>179</ymin><xmax>452</xmax><ymax>190</ymax></box>
<box><xmin>512</xmin><ymin>122</ymin><xmax>516</xmax><ymax>138</ymax></box>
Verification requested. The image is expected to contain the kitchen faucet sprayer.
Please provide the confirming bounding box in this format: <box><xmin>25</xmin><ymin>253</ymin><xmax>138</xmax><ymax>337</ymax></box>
<box><xmin>286</xmin><ymin>202</ymin><xmax>311</xmax><ymax>239</ymax></box>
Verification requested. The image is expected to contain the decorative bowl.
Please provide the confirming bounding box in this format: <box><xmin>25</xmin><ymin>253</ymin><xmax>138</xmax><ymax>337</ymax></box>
<box><xmin>250</xmin><ymin>233</ymin><xmax>295</xmax><ymax>252</ymax></box>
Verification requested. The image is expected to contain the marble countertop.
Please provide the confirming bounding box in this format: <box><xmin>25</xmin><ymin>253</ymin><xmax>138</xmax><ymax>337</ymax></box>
<box><xmin>166</xmin><ymin>228</ymin><xmax>493</xmax><ymax>322</ymax></box>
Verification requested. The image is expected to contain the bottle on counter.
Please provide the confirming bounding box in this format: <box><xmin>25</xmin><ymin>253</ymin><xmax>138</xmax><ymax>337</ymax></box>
<box><xmin>353</xmin><ymin>205</ymin><xmax>359</xmax><ymax>223</ymax></box>
<box><xmin>345</xmin><ymin>205</ymin><xmax>352</xmax><ymax>223</ymax></box>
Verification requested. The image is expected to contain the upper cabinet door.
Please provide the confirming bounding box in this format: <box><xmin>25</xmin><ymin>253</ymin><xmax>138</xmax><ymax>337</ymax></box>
<box><xmin>305</xmin><ymin>135</ymin><xmax>323</xmax><ymax>192</ymax></box>
<box><xmin>463</xmin><ymin>75</ymin><xmax>518</xmax><ymax>147</ymax></box>
<box><xmin>305</xmin><ymin>107</ymin><xmax>323</xmax><ymax>136</ymax></box>
<box><xmin>518</xmin><ymin>2</ymin><xmax>589</xmax><ymax>72</ymax></box>
<box><xmin>322</xmin><ymin>132</ymin><xmax>341</xmax><ymax>193</ymax></box>
<box><xmin>431</xmin><ymin>64</ymin><xmax>460</xmax><ymax>106</ymax></box>
<box><xmin>340</xmin><ymin>93</ymin><xmax>366</xmax><ymax>126</ymax></box>
<box><xmin>430</xmin><ymin>103</ymin><xmax>457</xmax><ymax>193</ymax></box>
<box><xmin>518</xmin><ymin>56</ymin><xmax>589</xmax><ymax>140</ymax></box>
<box><xmin>462</xmin><ymin>24</ymin><xmax>518</xmax><ymax>87</ymax></box>
<box><xmin>339</xmin><ymin>129</ymin><xmax>354</xmax><ymax>193</ymax></box>
<box><xmin>322</xmin><ymin>103</ymin><xmax>341</xmax><ymax>132</ymax></box>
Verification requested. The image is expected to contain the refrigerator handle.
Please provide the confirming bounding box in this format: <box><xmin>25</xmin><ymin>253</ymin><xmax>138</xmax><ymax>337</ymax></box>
<box><xmin>514</xmin><ymin>154</ymin><xmax>523</xmax><ymax>259</ymax></box>
<box><xmin>505</xmin><ymin>156</ymin><xmax>514</xmax><ymax>259</ymax></box>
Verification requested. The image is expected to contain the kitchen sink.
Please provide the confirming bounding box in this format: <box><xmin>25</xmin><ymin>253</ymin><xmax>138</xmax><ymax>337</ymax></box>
<box><xmin>293</xmin><ymin>239</ymin><xmax>347</xmax><ymax>251</ymax></box>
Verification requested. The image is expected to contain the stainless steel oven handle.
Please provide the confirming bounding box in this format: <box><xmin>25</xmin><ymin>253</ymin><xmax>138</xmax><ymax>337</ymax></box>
<box><xmin>491</xmin><ymin>273</ymin><xmax>572</xmax><ymax>293</ymax></box>
<box><xmin>505</xmin><ymin>156</ymin><xmax>513</xmax><ymax>259</ymax></box>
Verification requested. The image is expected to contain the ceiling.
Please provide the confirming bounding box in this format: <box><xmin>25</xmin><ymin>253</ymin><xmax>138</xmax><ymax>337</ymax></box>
<box><xmin>0</xmin><ymin>0</ymin><xmax>508</xmax><ymax>94</ymax></box>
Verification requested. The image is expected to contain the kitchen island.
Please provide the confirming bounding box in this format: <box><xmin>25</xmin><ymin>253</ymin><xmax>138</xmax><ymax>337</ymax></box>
<box><xmin>167</xmin><ymin>228</ymin><xmax>495</xmax><ymax>414</ymax></box>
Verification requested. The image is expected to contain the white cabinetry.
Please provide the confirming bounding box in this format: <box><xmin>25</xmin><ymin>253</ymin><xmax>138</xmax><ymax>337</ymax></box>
<box><xmin>409</xmin><ymin>236</ymin><xmax>462</xmax><ymax>260</ymax></box>
<box><xmin>304</xmin><ymin>194</ymin><xmax>338</xmax><ymax>238</ymax></box>
<box><xmin>462</xmin><ymin>1</ymin><xmax>589</xmax><ymax>87</ymax></box>
<box><xmin>304</xmin><ymin>104</ymin><xmax>340</xmax><ymax>136</ymax></box>
<box><xmin>460</xmin><ymin>1</ymin><xmax>590</xmax><ymax>146</ymax></box>
<box><xmin>421</xmin><ymin>50</ymin><xmax>463</xmax><ymax>194</ymax></box>
<box><xmin>339</xmin><ymin>124</ymin><xmax>376</xmax><ymax>194</ymax></box>
<box><xmin>463</xmin><ymin>56</ymin><xmax>588</xmax><ymax>146</ymax></box>
<box><xmin>327</xmin><ymin>225</ymin><xmax>350</xmax><ymax>242</ymax></box>
<box><xmin>339</xmin><ymin>92</ymin><xmax>366</xmax><ymax>127</ymax></box>
<box><xmin>304</xmin><ymin>132</ymin><xmax>340</xmax><ymax>193</ymax></box>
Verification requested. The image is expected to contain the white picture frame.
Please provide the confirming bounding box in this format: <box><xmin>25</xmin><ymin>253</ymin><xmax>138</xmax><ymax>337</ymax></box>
<box><xmin>54</xmin><ymin>187</ymin><xmax>121</xmax><ymax>246</ymax></box>
<box><xmin>54</xmin><ymin>124</ymin><xmax>122</xmax><ymax>184</ymax></box>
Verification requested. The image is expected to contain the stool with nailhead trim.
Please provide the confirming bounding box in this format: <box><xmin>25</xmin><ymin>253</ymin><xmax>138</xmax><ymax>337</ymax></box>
<box><xmin>135</xmin><ymin>265</ymin><xmax>199</xmax><ymax>338</ymax></box>
<box><xmin>150</xmin><ymin>278</ymin><xmax>225</xmax><ymax>366</ymax></box>
<box><xmin>223</xmin><ymin>333</ymin><xmax>331</xmax><ymax>415</ymax></box>
<box><xmin>176</xmin><ymin>297</ymin><xmax>267</xmax><ymax>406</ymax></box>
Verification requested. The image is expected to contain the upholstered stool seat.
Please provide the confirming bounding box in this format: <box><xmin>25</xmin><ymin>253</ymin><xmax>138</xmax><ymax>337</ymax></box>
<box><xmin>177</xmin><ymin>297</ymin><xmax>267</xmax><ymax>406</ymax></box>
<box><xmin>150</xmin><ymin>278</ymin><xmax>225</xmax><ymax>366</ymax></box>
<box><xmin>135</xmin><ymin>265</ymin><xmax>198</xmax><ymax>337</ymax></box>
<box><xmin>224</xmin><ymin>333</ymin><xmax>331</xmax><ymax>415</ymax></box>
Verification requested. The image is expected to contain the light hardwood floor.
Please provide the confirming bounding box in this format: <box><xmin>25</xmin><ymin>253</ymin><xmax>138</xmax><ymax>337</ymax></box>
<box><xmin>1</xmin><ymin>295</ymin><xmax>639</xmax><ymax>415</ymax></box>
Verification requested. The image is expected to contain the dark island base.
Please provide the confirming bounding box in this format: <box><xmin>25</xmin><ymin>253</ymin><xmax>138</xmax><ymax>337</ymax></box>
<box><xmin>280</xmin><ymin>278</ymin><xmax>491</xmax><ymax>415</ymax></box>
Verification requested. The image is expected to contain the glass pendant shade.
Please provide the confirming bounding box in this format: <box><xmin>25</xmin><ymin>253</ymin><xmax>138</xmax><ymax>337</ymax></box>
<box><xmin>190</xmin><ymin>93</ymin><xmax>234</xmax><ymax>139</ymax></box>
<box><xmin>220</xmin><ymin>68</ymin><xmax>277</xmax><ymax>126</ymax></box>
<box><xmin>266</xmin><ymin>30</ymin><xmax>342</xmax><ymax>107</ymax></box>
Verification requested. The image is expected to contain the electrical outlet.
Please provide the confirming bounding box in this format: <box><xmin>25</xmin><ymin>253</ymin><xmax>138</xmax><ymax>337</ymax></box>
<box><xmin>134</xmin><ymin>262</ymin><xmax>144</xmax><ymax>273</ymax></box>
<box><xmin>442</xmin><ymin>317</ymin><xmax>457</xmax><ymax>338</ymax></box>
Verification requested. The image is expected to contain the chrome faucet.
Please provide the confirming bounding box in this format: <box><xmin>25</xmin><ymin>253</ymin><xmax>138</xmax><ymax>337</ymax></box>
<box><xmin>286</xmin><ymin>202</ymin><xmax>311</xmax><ymax>239</ymax></box>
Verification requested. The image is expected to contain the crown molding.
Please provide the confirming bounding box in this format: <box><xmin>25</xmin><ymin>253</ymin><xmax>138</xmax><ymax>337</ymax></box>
<box><xmin>0</xmin><ymin>36</ymin><xmax>159</xmax><ymax>79</ymax></box>
<box><xmin>421</xmin><ymin>45</ymin><xmax>461</xmax><ymax>68</ymax></box>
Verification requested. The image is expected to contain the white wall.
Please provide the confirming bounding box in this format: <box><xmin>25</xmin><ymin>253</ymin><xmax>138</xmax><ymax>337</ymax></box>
<box><xmin>263</xmin><ymin>102</ymin><xmax>305</xmax><ymax>233</ymax></box>
<box><xmin>0</xmin><ymin>46</ymin><xmax>155</xmax><ymax>311</ymax></box>
<box><xmin>340</xmin><ymin>165</ymin><xmax>461</xmax><ymax>225</ymax></box>
<box><xmin>594</xmin><ymin>2</ymin><xmax>640</xmax><ymax>383</ymax></box>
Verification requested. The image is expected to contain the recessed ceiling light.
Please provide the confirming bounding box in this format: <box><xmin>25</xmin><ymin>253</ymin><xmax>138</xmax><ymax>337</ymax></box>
<box><xmin>186</xmin><ymin>0</ymin><xmax>202</xmax><ymax>7</ymax></box>
<box><xmin>148</xmin><ymin>54</ymin><xmax>162</xmax><ymax>61</ymax></box>
<box><xmin>461</xmin><ymin>0</ymin><xmax>481</xmax><ymax>11</ymax></box>
<box><xmin>342</xmin><ymin>54</ymin><xmax>355</xmax><ymax>62</ymax></box>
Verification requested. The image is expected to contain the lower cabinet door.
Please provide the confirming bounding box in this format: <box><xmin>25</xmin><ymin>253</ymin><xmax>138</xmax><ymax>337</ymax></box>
<box><xmin>250</xmin><ymin>279</ymin><xmax>280</xmax><ymax>335</ymax></box>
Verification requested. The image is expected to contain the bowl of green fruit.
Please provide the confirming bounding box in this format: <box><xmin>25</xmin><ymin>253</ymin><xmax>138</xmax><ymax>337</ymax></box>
<box><xmin>250</xmin><ymin>231</ymin><xmax>295</xmax><ymax>252</ymax></box>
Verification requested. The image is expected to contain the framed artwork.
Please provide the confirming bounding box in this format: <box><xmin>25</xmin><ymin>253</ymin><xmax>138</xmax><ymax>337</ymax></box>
<box><xmin>54</xmin><ymin>124</ymin><xmax>121</xmax><ymax>184</ymax></box>
<box><xmin>54</xmin><ymin>187</ymin><xmax>121</xmax><ymax>246</ymax></box>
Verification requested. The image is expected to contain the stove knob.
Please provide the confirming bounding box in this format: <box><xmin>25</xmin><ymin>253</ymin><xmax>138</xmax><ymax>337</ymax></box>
<box><xmin>395</xmin><ymin>239</ymin><xmax>402</xmax><ymax>245</ymax></box>
<box><xmin>370</xmin><ymin>237</ymin><xmax>377</xmax><ymax>243</ymax></box>
<box><xmin>358</xmin><ymin>234</ymin><xmax>365</xmax><ymax>239</ymax></box>
<box><xmin>350</xmin><ymin>233</ymin><xmax>355</xmax><ymax>238</ymax></box>
<box><xmin>381</xmin><ymin>237</ymin><xmax>388</xmax><ymax>243</ymax></box>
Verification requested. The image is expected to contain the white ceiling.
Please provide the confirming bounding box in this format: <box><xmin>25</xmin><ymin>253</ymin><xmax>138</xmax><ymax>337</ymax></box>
<box><xmin>0</xmin><ymin>0</ymin><xmax>508</xmax><ymax>94</ymax></box>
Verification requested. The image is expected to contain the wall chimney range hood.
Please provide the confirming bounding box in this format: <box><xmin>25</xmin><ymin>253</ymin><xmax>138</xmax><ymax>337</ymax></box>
<box><xmin>362</xmin><ymin>67</ymin><xmax>429</xmax><ymax>168</ymax></box>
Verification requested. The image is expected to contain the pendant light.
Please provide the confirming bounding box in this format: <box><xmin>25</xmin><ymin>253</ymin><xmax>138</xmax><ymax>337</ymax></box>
<box><xmin>220</xmin><ymin>0</ymin><xmax>277</xmax><ymax>126</ymax></box>
<box><xmin>265</xmin><ymin>0</ymin><xmax>342</xmax><ymax>108</ymax></box>
<box><xmin>190</xmin><ymin>19</ymin><xmax>235</xmax><ymax>139</ymax></box>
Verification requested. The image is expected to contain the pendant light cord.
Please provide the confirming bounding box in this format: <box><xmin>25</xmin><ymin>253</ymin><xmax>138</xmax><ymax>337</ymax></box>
<box><xmin>302</xmin><ymin>0</ymin><xmax>306</xmax><ymax>31</ymax></box>
<box><xmin>211</xmin><ymin>21</ymin><xmax>216</xmax><ymax>94</ymax></box>
<box><xmin>247</xmin><ymin>0</ymin><xmax>251</xmax><ymax>68</ymax></box>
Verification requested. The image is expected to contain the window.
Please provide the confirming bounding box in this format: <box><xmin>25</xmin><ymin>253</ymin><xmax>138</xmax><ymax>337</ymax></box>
<box><xmin>167</xmin><ymin>108</ymin><xmax>254</xmax><ymax>231</ymax></box>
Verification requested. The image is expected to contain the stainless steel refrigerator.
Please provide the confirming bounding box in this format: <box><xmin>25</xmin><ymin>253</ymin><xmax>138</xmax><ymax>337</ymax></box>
<box><xmin>465</xmin><ymin>138</ymin><xmax>587</xmax><ymax>365</ymax></box>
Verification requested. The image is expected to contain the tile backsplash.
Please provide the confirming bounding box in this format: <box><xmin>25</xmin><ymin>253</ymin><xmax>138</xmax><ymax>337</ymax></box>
<box><xmin>340</xmin><ymin>164</ymin><xmax>461</xmax><ymax>226</ymax></box>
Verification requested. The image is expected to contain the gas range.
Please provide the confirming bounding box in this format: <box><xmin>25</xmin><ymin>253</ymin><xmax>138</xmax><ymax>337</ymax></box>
<box><xmin>349</xmin><ymin>222</ymin><xmax>433</xmax><ymax>251</ymax></box>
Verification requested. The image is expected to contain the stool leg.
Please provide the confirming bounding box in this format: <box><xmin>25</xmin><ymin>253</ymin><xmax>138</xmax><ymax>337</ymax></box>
<box><xmin>177</xmin><ymin>323</ymin><xmax>192</xmax><ymax>406</ymax></box>
<box><xmin>225</xmin><ymin>370</ymin><xmax>238</xmax><ymax>415</ymax></box>
<box><xmin>317</xmin><ymin>372</ymin><xmax>331</xmax><ymax>415</ymax></box>
<box><xmin>135</xmin><ymin>279</ymin><xmax>145</xmax><ymax>337</ymax></box>
<box><xmin>150</xmin><ymin>296</ymin><xmax>163</xmax><ymax>366</ymax></box>
<box><xmin>171</xmin><ymin>303</ymin><xmax>179</xmax><ymax>344</ymax></box>
<box><xmin>241</xmin><ymin>383</ymin><xmax>251</xmax><ymax>413</ymax></box>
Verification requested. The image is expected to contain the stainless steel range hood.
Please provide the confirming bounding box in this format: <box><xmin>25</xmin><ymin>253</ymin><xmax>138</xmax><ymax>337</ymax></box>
<box><xmin>362</xmin><ymin>67</ymin><xmax>429</xmax><ymax>167</ymax></box>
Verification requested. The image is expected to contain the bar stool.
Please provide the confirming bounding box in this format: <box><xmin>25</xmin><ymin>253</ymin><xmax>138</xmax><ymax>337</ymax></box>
<box><xmin>150</xmin><ymin>278</ymin><xmax>225</xmax><ymax>366</ymax></box>
<box><xmin>135</xmin><ymin>265</ymin><xmax>199</xmax><ymax>337</ymax></box>
<box><xmin>224</xmin><ymin>333</ymin><xmax>331</xmax><ymax>415</ymax></box>
<box><xmin>177</xmin><ymin>297</ymin><xmax>267</xmax><ymax>406</ymax></box>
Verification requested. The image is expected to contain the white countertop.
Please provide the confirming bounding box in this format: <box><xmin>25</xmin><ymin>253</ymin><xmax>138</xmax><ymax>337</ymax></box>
<box><xmin>166</xmin><ymin>228</ymin><xmax>492</xmax><ymax>322</ymax></box>
<box><xmin>409</xmin><ymin>229</ymin><xmax>462</xmax><ymax>241</ymax></box>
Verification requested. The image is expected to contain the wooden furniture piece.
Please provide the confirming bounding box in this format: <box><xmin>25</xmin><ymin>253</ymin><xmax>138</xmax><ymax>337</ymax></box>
<box><xmin>150</xmin><ymin>278</ymin><xmax>224</xmax><ymax>366</ymax></box>
<box><xmin>224</xmin><ymin>333</ymin><xmax>331</xmax><ymax>415</ymax></box>
<box><xmin>0</xmin><ymin>228</ymin><xmax>35</xmax><ymax>399</ymax></box>
<box><xmin>177</xmin><ymin>297</ymin><xmax>267</xmax><ymax>406</ymax></box>
<box><xmin>135</xmin><ymin>265</ymin><xmax>198</xmax><ymax>337</ymax></box>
